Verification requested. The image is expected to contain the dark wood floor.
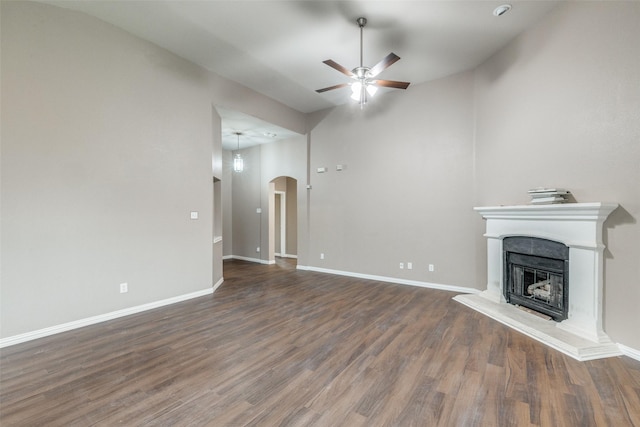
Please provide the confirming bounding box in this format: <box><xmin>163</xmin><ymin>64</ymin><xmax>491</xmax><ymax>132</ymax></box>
<box><xmin>1</xmin><ymin>259</ymin><xmax>640</xmax><ymax>426</ymax></box>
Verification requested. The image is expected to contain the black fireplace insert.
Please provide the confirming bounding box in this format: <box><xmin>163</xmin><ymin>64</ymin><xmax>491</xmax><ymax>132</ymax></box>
<box><xmin>503</xmin><ymin>236</ymin><xmax>569</xmax><ymax>321</ymax></box>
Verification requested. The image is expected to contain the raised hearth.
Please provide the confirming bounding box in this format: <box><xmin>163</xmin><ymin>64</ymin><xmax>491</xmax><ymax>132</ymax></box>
<box><xmin>454</xmin><ymin>202</ymin><xmax>620</xmax><ymax>361</ymax></box>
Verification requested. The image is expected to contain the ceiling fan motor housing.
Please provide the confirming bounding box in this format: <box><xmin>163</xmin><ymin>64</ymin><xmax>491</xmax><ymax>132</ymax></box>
<box><xmin>315</xmin><ymin>16</ymin><xmax>410</xmax><ymax>100</ymax></box>
<box><xmin>353</xmin><ymin>67</ymin><xmax>371</xmax><ymax>79</ymax></box>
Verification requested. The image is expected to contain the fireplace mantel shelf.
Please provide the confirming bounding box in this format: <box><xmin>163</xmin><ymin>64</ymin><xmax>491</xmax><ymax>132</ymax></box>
<box><xmin>474</xmin><ymin>202</ymin><xmax>618</xmax><ymax>221</ymax></box>
<box><xmin>457</xmin><ymin>202</ymin><xmax>621</xmax><ymax>361</ymax></box>
<box><xmin>475</xmin><ymin>203</ymin><xmax>618</xmax><ymax>250</ymax></box>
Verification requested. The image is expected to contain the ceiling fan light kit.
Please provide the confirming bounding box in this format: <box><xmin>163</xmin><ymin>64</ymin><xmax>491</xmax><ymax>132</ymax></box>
<box><xmin>316</xmin><ymin>17</ymin><xmax>410</xmax><ymax>108</ymax></box>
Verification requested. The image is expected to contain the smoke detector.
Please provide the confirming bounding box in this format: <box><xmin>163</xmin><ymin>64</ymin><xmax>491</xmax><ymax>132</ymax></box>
<box><xmin>493</xmin><ymin>4</ymin><xmax>512</xmax><ymax>16</ymax></box>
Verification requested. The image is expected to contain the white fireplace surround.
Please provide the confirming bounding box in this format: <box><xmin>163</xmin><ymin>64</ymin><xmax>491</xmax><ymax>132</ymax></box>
<box><xmin>454</xmin><ymin>202</ymin><xmax>621</xmax><ymax>361</ymax></box>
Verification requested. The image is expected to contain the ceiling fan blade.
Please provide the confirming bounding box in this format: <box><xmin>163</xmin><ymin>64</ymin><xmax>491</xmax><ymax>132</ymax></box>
<box><xmin>316</xmin><ymin>83</ymin><xmax>350</xmax><ymax>93</ymax></box>
<box><xmin>323</xmin><ymin>59</ymin><xmax>354</xmax><ymax>77</ymax></box>
<box><xmin>373</xmin><ymin>79</ymin><xmax>411</xmax><ymax>90</ymax></box>
<box><xmin>369</xmin><ymin>53</ymin><xmax>401</xmax><ymax>77</ymax></box>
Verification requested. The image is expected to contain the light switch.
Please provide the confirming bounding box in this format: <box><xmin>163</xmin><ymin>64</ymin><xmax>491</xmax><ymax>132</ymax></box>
<box><xmin>190</xmin><ymin>211</ymin><xmax>198</xmax><ymax>220</ymax></box>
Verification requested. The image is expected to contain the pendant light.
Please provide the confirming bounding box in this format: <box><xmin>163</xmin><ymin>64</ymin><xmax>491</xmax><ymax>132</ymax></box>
<box><xmin>233</xmin><ymin>132</ymin><xmax>244</xmax><ymax>172</ymax></box>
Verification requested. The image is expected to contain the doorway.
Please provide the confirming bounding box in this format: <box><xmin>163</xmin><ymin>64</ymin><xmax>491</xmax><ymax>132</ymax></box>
<box><xmin>269</xmin><ymin>177</ymin><xmax>297</xmax><ymax>264</ymax></box>
<box><xmin>274</xmin><ymin>191</ymin><xmax>286</xmax><ymax>257</ymax></box>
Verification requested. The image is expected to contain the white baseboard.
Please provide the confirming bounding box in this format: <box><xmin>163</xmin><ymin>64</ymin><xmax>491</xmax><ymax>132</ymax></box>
<box><xmin>275</xmin><ymin>253</ymin><xmax>298</xmax><ymax>259</ymax></box>
<box><xmin>619</xmin><ymin>343</ymin><xmax>640</xmax><ymax>362</ymax></box>
<box><xmin>0</xmin><ymin>286</ymin><xmax>215</xmax><ymax>348</ymax></box>
<box><xmin>4</xmin><ymin>266</ymin><xmax>638</xmax><ymax>361</ymax></box>
<box><xmin>296</xmin><ymin>265</ymin><xmax>481</xmax><ymax>295</ymax></box>
<box><xmin>226</xmin><ymin>255</ymin><xmax>274</xmax><ymax>265</ymax></box>
<box><xmin>296</xmin><ymin>265</ymin><xmax>640</xmax><ymax>360</ymax></box>
<box><xmin>212</xmin><ymin>277</ymin><xmax>224</xmax><ymax>292</ymax></box>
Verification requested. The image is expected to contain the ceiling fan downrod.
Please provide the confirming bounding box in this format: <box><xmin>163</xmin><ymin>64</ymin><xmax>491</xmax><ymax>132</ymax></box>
<box><xmin>315</xmin><ymin>16</ymin><xmax>410</xmax><ymax>106</ymax></box>
<box><xmin>354</xmin><ymin>17</ymin><xmax>370</xmax><ymax>108</ymax></box>
<box><xmin>357</xmin><ymin>17</ymin><xmax>366</xmax><ymax>69</ymax></box>
<box><xmin>353</xmin><ymin>17</ymin><xmax>370</xmax><ymax>79</ymax></box>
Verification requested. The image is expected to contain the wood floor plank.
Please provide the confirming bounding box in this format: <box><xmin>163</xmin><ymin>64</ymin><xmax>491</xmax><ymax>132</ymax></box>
<box><xmin>1</xmin><ymin>258</ymin><xmax>640</xmax><ymax>426</ymax></box>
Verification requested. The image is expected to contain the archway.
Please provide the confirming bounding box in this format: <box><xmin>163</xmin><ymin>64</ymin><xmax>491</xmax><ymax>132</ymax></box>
<box><xmin>268</xmin><ymin>176</ymin><xmax>298</xmax><ymax>265</ymax></box>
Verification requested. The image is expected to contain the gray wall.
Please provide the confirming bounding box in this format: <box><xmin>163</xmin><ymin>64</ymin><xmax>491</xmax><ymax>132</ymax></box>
<box><xmin>231</xmin><ymin>147</ymin><xmax>263</xmax><ymax>260</ymax></box>
<box><xmin>227</xmin><ymin>136</ymin><xmax>307</xmax><ymax>262</ymax></box>
<box><xmin>473</xmin><ymin>2</ymin><xmax>640</xmax><ymax>349</ymax></box>
<box><xmin>3</xmin><ymin>1</ymin><xmax>639</xmax><ymax>353</ymax></box>
<box><xmin>222</xmin><ymin>150</ymin><xmax>233</xmax><ymax>257</ymax></box>
<box><xmin>261</xmin><ymin>138</ymin><xmax>307</xmax><ymax>262</ymax></box>
<box><xmin>302</xmin><ymin>2</ymin><xmax>639</xmax><ymax>350</ymax></box>
<box><xmin>0</xmin><ymin>1</ymin><xmax>306</xmax><ymax>338</ymax></box>
<box><xmin>285</xmin><ymin>177</ymin><xmax>298</xmax><ymax>256</ymax></box>
<box><xmin>306</xmin><ymin>71</ymin><xmax>477</xmax><ymax>286</ymax></box>
<box><xmin>212</xmin><ymin>108</ymin><xmax>223</xmax><ymax>285</ymax></box>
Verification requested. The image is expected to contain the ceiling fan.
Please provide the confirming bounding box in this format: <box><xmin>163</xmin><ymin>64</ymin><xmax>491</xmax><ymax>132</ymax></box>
<box><xmin>316</xmin><ymin>17</ymin><xmax>410</xmax><ymax>108</ymax></box>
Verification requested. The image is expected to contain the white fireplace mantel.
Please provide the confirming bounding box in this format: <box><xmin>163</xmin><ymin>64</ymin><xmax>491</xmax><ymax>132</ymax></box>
<box><xmin>455</xmin><ymin>202</ymin><xmax>621</xmax><ymax>361</ymax></box>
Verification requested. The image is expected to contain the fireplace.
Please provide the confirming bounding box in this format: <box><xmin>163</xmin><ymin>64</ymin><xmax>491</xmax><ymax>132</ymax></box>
<box><xmin>503</xmin><ymin>236</ymin><xmax>569</xmax><ymax>321</ymax></box>
<box><xmin>454</xmin><ymin>202</ymin><xmax>621</xmax><ymax>361</ymax></box>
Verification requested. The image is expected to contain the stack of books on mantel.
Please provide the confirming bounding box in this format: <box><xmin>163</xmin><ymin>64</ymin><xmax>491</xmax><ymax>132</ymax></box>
<box><xmin>528</xmin><ymin>188</ymin><xmax>571</xmax><ymax>205</ymax></box>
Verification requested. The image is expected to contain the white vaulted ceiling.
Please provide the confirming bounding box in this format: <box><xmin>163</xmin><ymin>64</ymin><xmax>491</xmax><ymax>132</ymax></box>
<box><xmin>42</xmin><ymin>1</ymin><xmax>559</xmax><ymax>147</ymax></box>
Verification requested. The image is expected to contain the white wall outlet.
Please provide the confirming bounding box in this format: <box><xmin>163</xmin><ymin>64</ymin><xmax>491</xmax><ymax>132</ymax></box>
<box><xmin>399</xmin><ymin>262</ymin><xmax>404</xmax><ymax>269</ymax></box>
<box><xmin>407</xmin><ymin>262</ymin><xmax>413</xmax><ymax>270</ymax></box>
<box><xmin>320</xmin><ymin>253</ymin><xmax>325</xmax><ymax>260</ymax></box>
<box><xmin>316</xmin><ymin>167</ymin><xmax>327</xmax><ymax>173</ymax></box>
<box><xmin>119</xmin><ymin>282</ymin><xmax>128</xmax><ymax>293</ymax></box>
<box><xmin>256</xmin><ymin>247</ymin><xmax>261</xmax><ymax>253</ymax></box>
<box><xmin>256</xmin><ymin>208</ymin><xmax>262</xmax><ymax>214</ymax></box>
<box><xmin>190</xmin><ymin>211</ymin><xmax>198</xmax><ymax>220</ymax></box>
<box><xmin>429</xmin><ymin>264</ymin><xmax>435</xmax><ymax>272</ymax></box>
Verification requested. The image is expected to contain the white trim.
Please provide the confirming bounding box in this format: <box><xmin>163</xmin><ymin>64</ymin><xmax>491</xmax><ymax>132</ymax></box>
<box><xmin>222</xmin><ymin>255</ymin><xmax>234</xmax><ymax>260</ymax></box>
<box><xmin>212</xmin><ymin>277</ymin><xmax>224</xmax><ymax>292</ymax></box>
<box><xmin>275</xmin><ymin>253</ymin><xmax>298</xmax><ymax>259</ymax></box>
<box><xmin>475</xmin><ymin>202</ymin><xmax>618</xmax><ymax>345</ymax></box>
<box><xmin>454</xmin><ymin>293</ymin><xmax>622</xmax><ymax>361</ymax></box>
<box><xmin>619</xmin><ymin>344</ymin><xmax>640</xmax><ymax>362</ymax></box>
<box><xmin>5</xmin><ymin>265</ymin><xmax>637</xmax><ymax>360</ymax></box>
<box><xmin>228</xmin><ymin>255</ymin><xmax>274</xmax><ymax>265</ymax></box>
<box><xmin>0</xmin><ymin>287</ymin><xmax>214</xmax><ymax>348</ymax></box>
<box><xmin>275</xmin><ymin>191</ymin><xmax>286</xmax><ymax>257</ymax></box>
<box><xmin>213</xmin><ymin>236</ymin><xmax>223</xmax><ymax>244</ymax></box>
<box><xmin>296</xmin><ymin>265</ymin><xmax>480</xmax><ymax>295</ymax></box>
<box><xmin>474</xmin><ymin>202</ymin><xmax>619</xmax><ymax>222</ymax></box>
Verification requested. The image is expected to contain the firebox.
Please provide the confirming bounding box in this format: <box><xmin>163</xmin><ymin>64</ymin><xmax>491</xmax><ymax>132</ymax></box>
<box><xmin>503</xmin><ymin>236</ymin><xmax>569</xmax><ymax>321</ymax></box>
